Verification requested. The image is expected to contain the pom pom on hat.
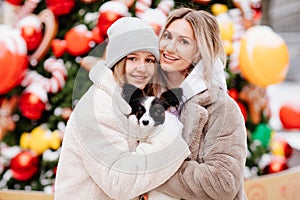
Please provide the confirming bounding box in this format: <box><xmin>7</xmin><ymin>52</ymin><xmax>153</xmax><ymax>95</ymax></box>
<box><xmin>105</xmin><ymin>17</ymin><xmax>159</xmax><ymax>69</ymax></box>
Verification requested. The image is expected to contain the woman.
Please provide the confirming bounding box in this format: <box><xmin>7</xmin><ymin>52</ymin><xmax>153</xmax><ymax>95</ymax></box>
<box><xmin>54</xmin><ymin>17</ymin><xmax>190</xmax><ymax>200</ymax></box>
<box><xmin>151</xmin><ymin>8</ymin><xmax>248</xmax><ymax>200</ymax></box>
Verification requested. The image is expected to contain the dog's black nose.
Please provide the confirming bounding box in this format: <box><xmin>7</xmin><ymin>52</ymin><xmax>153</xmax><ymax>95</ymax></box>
<box><xmin>142</xmin><ymin>120</ymin><xmax>149</xmax><ymax>126</ymax></box>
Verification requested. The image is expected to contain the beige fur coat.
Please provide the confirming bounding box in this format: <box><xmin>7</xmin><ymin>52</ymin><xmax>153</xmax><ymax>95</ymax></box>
<box><xmin>155</xmin><ymin>61</ymin><xmax>248</xmax><ymax>199</ymax></box>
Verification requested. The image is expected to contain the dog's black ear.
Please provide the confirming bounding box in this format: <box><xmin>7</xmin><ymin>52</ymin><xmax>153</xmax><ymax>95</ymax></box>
<box><xmin>160</xmin><ymin>88</ymin><xmax>183</xmax><ymax>109</ymax></box>
<box><xmin>122</xmin><ymin>83</ymin><xmax>144</xmax><ymax>103</ymax></box>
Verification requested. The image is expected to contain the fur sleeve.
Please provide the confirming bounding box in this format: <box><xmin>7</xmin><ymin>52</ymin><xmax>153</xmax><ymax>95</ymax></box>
<box><xmin>156</xmin><ymin>95</ymin><xmax>247</xmax><ymax>200</ymax></box>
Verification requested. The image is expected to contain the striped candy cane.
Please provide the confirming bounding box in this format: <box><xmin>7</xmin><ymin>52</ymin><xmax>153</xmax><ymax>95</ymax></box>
<box><xmin>135</xmin><ymin>0</ymin><xmax>174</xmax><ymax>18</ymax></box>
<box><xmin>15</xmin><ymin>0</ymin><xmax>40</xmax><ymax>24</ymax></box>
<box><xmin>21</xmin><ymin>58</ymin><xmax>67</xmax><ymax>94</ymax></box>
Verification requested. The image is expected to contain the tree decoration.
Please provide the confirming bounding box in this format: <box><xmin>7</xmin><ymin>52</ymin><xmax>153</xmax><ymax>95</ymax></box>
<box><xmin>17</xmin><ymin>14</ymin><xmax>43</xmax><ymax>51</ymax></box>
<box><xmin>51</xmin><ymin>24</ymin><xmax>102</xmax><ymax>57</ymax></box>
<box><xmin>0</xmin><ymin>25</ymin><xmax>28</xmax><ymax>95</ymax></box>
<box><xmin>15</xmin><ymin>0</ymin><xmax>40</xmax><ymax>23</ymax></box>
<box><xmin>28</xmin><ymin>9</ymin><xmax>58</xmax><ymax>65</ymax></box>
<box><xmin>20</xmin><ymin>126</ymin><xmax>62</xmax><ymax>155</ymax></box>
<box><xmin>135</xmin><ymin>0</ymin><xmax>174</xmax><ymax>34</ymax></box>
<box><xmin>262</xmin><ymin>156</ymin><xmax>289</xmax><ymax>174</ymax></box>
<box><xmin>22</xmin><ymin>58</ymin><xmax>67</xmax><ymax>94</ymax></box>
<box><xmin>239</xmin><ymin>84</ymin><xmax>268</xmax><ymax>125</ymax></box>
<box><xmin>271</xmin><ymin>138</ymin><xmax>293</xmax><ymax>159</ymax></box>
<box><xmin>191</xmin><ymin>0</ymin><xmax>211</xmax><ymax>4</ymax></box>
<box><xmin>2</xmin><ymin>0</ymin><xmax>39</xmax><ymax>26</ymax></box>
<box><xmin>19</xmin><ymin>58</ymin><xmax>67</xmax><ymax>119</ymax></box>
<box><xmin>251</xmin><ymin>123</ymin><xmax>272</xmax><ymax>148</ymax></box>
<box><xmin>19</xmin><ymin>84</ymin><xmax>47</xmax><ymax>120</ymax></box>
<box><xmin>0</xmin><ymin>96</ymin><xmax>19</xmax><ymax>140</ymax></box>
<box><xmin>45</xmin><ymin>0</ymin><xmax>75</xmax><ymax>17</ymax></box>
<box><xmin>279</xmin><ymin>103</ymin><xmax>300</xmax><ymax>129</ymax></box>
<box><xmin>212</xmin><ymin>4</ymin><xmax>234</xmax><ymax>55</ymax></box>
<box><xmin>10</xmin><ymin>150</ymin><xmax>39</xmax><ymax>181</ymax></box>
<box><xmin>97</xmin><ymin>1</ymin><xmax>129</xmax><ymax>37</ymax></box>
<box><xmin>239</xmin><ymin>26</ymin><xmax>289</xmax><ymax>87</ymax></box>
<box><xmin>65</xmin><ymin>24</ymin><xmax>94</xmax><ymax>56</ymax></box>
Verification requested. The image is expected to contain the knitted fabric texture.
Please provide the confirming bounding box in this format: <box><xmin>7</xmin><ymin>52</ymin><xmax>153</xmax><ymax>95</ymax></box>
<box><xmin>106</xmin><ymin>17</ymin><xmax>159</xmax><ymax>69</ymax></box>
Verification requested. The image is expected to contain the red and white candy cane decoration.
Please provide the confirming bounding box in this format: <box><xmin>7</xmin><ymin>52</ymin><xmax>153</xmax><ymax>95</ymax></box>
<box><xmin>135</xmin><ymin>0</ymin><xmax>174</xmax><ymax>34</ymax></box>
<box><xmin>21</xmin><ymin>58</ymin><xmax>67</xmax><ymax>94</ymax></box>
<box><xmin>15</xmin><ymin>0</ymin><xmax>41</xmax><ymax>24</ymax></box>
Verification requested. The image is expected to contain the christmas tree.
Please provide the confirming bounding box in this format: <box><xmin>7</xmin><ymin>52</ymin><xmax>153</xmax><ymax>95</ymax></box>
<box><xmin>0</xmin><ymin>0</ymin><xmax>291</xmax><ymax>193</ymax></box>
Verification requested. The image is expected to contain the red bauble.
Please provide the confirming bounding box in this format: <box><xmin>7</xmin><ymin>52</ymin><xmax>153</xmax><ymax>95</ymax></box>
<box><xmin>0</xmin><ymin>25</ymin><xmax>28</xmax><ymax>94</ymax></box>
<box><xmin>192</xmin><ymin>0</ymin><xmax>211</xmax><ymax>4</ymax></box>
<box><xmin>97</xmin><ymin>1</ymin><xmax>128</xmax><ymax>37</ymax></box>
<box><xmin>279</xmin><ymin>104</ymin><xmax>300</xmax><ymax>129</ymax></box>
<box><xmin>65</xmin><ymin>25</ymin><xmax>93</xmax><ymax>56</ymax></box>
<box><xmin>17</xmin><ymin>15</ymin><xmax>43</xmax><ymax>51</ymax></box>
<box><xmin>91</xmin><ymin>27</ymin><xmax>105</xmax><ymax>44</ymax></box>
<box><xmin>51</xmin><ymin>39</ymin><xmax>67</xmax><ymax>58</ymax></box>
<box><xmin>19</xmin><ymin>92</ymin><xmax>46</xmax><ymax>120</ymax></box>
<box><xmin>263</xmin><ymin>157</ymin><xmax>289</xmax><ymax>174</ymax></box>
<box><xmin>46</xmin><ymin>0</ymin><xmax>75</xmax><ymax>16</ymax></box>
<box><xmin>6</xmin><ymin>0</ymin><xmax>23</xmax><ymax>6</ymax></box>
<box><xmin>10</xmin><ymin>151</ymin><xmax>39</xmax><ymax>181</ymax></box>
<box><xmin>237</xmin><ymin>101</ymin><xmax>248</xmax><ymax>122</ymax></box>
<box><xmin>228</xmin><ymin>88</ymin><xmax>239</xmax><ymax>101</ymax></box>
<box><xmin>271</xmin><ymin>138</ymin><xmax>293</xmax><ymax>159</ymax></box>
<box><xmin>97</xmin><ymin>12</ymin><xmax>123</xmax><ymax>37</ymax></box>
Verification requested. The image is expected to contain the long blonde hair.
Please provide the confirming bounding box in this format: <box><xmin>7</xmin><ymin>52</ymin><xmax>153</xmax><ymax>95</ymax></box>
<box><xmin>159</xmin><ymin>8</ymin><xmax>227</xmax><ymax>90</ymax></box>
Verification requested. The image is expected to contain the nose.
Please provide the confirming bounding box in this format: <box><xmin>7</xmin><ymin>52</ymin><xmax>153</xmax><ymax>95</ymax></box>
<box><xmin>165</xmin><ymin>39</ymin><xmax>177</xmax><ymax>52</ymax></box>
<box><xmin>142</xmin><ymin>120</ymin><xmax>149</xmax><ymax>126</ymax></box>
<box><xmin>136</xmin><ymin>61</ymin><xmax>147</xmax><ymax>72</ymax></box>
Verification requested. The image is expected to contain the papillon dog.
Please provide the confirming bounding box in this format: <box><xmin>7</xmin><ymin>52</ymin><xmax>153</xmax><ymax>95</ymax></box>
<box><xmin>122</xmin><ymin>83</ymin><xmax>183</xmax><ymax>128</ymax></box>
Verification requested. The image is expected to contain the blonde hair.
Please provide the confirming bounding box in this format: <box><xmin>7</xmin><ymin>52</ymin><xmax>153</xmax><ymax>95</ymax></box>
<box><xmin>159</xmin><ymin>8</ymin><xmax>226</xmax><ymax>90</ymax></box>
<box><xmin>112</xmin><ymin>56</ymin><xmax>161</xmax><ymax>96</ymax></box>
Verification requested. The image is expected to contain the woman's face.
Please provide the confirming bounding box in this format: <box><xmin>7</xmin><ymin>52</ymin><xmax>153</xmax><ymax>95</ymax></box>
<box><xmin>125</xmin><ymin>51</ymin><xmax>156</xmax><ymax>89</ymax></box>
<box><xmin>159</xmin><ymin>19</ymin><xmax>198</xmax><ymax>75</ymax></box>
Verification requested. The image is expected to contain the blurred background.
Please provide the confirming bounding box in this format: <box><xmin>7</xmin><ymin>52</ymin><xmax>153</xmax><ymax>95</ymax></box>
<box><xmin>0</xmin><ymin>0</ymin><xmax>300</xmax><ymax>199</ymax></box>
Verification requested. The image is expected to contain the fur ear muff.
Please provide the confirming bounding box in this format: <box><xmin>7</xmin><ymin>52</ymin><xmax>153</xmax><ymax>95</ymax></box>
<box><xmin>160</xmin><ymin>88</ymin><xmax>183</xmax><ymax>109</ymax></box>
<box><xmin>122</xmin><ymin>83</ymin><xmax>145</xmax><ymax>103</ymax></box>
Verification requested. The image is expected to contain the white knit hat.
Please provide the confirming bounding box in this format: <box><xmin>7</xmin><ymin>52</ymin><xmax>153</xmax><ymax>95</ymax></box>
<box><xmin>105</xmin><ymin>17</ymin><xmax>159</xmax><ymax>69</ymax></box>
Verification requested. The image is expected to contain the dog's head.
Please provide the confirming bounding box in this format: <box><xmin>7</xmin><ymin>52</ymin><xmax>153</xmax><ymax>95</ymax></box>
<box><xmin>122</xmin><ymin>83</ymin><xmax>183</xmax><ymax>127</ymax></box>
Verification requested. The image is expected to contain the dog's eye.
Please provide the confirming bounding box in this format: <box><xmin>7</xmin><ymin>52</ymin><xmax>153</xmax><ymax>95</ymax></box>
<box><xmin>136</xmin><ymin>106</ymin><xmax>146</xmax><ymax>120</ymax></box>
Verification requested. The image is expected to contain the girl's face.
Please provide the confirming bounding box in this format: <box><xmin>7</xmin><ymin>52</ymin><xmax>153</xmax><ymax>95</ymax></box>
<box><xmin>125</xmin><ymin>51</ymin><xmax>156</xmax><ymax>89</ymax></box>
<box><xmin>159</xmin><ymin>19</ymin><xmax>198</xmax><ymax>76</ymax></box>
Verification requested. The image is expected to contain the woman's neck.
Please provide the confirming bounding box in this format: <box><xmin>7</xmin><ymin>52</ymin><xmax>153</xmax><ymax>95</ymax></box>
<box><xmin>165</xmin><ymin>71</ymin><xmax>186</xmax><ymax>88</ymax></box>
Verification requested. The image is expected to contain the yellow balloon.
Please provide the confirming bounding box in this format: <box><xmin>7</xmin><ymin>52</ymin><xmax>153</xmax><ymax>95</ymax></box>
<box><xmin>211</xmin><ymin>4</ymin><xmax>228</xmax><ymax>16</ymax></box>
<box><xmin>239</xmin><ymin>26</ymin><xmax>289</xmax><ymax>87</ymax></box>
<box><xmin>216</xmin><ymin>13</ymin><xmax>234</xmax><ymax>41</ymax></box>
<box><xmin>223</xmin><ymin>40</ymin><xmax>234</xmax><ymax>55</ymax></box>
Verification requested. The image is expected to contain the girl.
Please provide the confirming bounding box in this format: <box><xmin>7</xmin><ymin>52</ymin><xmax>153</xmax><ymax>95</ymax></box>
<box><xmin>54</xmin><ymin>17</ymin><xmax>190</xmax><ymax>200</ymax></box>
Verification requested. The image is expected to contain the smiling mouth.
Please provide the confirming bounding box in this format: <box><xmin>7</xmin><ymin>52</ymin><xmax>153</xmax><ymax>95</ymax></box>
<box><xmin>163</xmin><ymin>53</ymin><xmax>179</xmax><ymax>62</ymax></box>
<box><xmin>131</xmin><ymin>75</ymin><xmax>148</xmax><ymax>80</ymax></box>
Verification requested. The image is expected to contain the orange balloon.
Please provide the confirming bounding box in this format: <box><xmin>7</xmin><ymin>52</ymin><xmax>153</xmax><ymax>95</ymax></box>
<box><xmin>0</xmin><ymin>25</ymin><xmax>28</xmax><ymax>94</ymax></box>
<box><xmin>239</xmin><ymin>26</ymin><xmax>289</xmax><ymax>87</ymax></box>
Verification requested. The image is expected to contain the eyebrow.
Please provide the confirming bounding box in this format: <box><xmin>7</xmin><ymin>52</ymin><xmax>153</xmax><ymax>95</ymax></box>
<box><xmin>128</xmin><ymin>53</ymin><xmax>155</xmax><ymax>57</ymax></box>
<box><xmin>164</xmin><ymin>30</ymin><xmax>194</xmax><ymax>41</ymax></box>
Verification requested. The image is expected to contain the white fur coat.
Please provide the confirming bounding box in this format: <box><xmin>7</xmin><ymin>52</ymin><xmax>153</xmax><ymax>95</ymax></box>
<box><xmin>54</xmin><ymin>61</ymin><xmax>190</xmax><ymax>200</ymax></box>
